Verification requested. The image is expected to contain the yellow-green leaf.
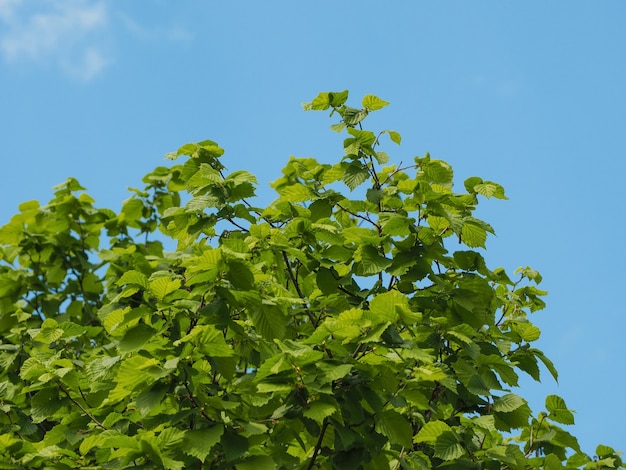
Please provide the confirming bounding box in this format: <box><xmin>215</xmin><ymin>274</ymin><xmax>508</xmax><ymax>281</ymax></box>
<box><xmin>362</xmin><ymin>94</ymin><xmax>389</xmax><ymax>111</ymax></box>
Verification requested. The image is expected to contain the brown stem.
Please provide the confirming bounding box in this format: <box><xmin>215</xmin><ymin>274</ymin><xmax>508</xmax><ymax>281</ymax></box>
<box><xmin>306</xmin><ymin>419</ymin><xmax>330</xmax><ymax>470</ymax></box>
<box><xmin>281</xmin><ymin>251</ymin><xmax>318</xmax><ymax>326</ymax></box>
<box><xmin>336</xmin><ymin>203</ymin><xmax>381</xmax><ymax>231</ymax></box>
<box><xmin>183</xmin><ymin>379</ymin><xmax>214</xmax><ymax>423</ymax></box>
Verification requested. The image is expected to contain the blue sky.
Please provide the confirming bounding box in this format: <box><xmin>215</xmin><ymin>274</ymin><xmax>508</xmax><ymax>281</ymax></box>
<box><xmin>1</xmin><ymin>0</ymin><xmax>625</xmax><ymax>455</ymax></box>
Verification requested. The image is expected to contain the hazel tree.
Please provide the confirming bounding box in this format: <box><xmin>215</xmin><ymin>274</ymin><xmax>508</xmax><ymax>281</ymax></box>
<box><xmin>0</xmin><ymin>91</ymin><xmax>622</xmax><ymax>469</ymax></box>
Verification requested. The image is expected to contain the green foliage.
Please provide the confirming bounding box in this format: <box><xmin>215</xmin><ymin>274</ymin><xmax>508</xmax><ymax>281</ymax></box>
<box><xmin>0</xmin><ymin>91</ymin><xmax>621</xmax><ymax>469</ymax></box>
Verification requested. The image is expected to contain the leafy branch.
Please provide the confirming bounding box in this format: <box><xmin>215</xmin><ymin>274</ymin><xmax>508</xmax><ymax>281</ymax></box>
<box><xmin>56</xmin><ymin>381</ymin><xmax>107</xmax><ymax>430</ymax></box>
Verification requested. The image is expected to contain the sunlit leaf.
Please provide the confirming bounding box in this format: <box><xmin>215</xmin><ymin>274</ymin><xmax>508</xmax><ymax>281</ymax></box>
<box><xmin>461</xmin><ymin>221</ymin><xmax>488</xmax><ymax>248</ymax></box>
<box><xmin>493</xmin><ymin>394</ymin><xmax>526</xmax><ymax>413</ymax></box>
<box><xmin>303</xmin><ymin>399</ymin><xmax>338</xmax><ymax>424</ymax></box>
<box><xmin>343</xmin><ymin>163</ymin><xmax>370</xmax><ymax>190</ymax></box>
<box><xmin>149</xmin><ymin>277</ymin><xmax>181</xmax><ymax>301</ymax></box>
<box><xmin>116</xmin><ymin>270</ymin><xmax>148</xmax><ymax>289</ymax></box>
<box><xmin>362</xmin><ymin>94</ymin><xmax>389</xmax><ymax>111</ymax></box>
<box><xmin>414</xmin><ymin>421</ymin><xmax>452</xmax><ymax>444</ymax></box>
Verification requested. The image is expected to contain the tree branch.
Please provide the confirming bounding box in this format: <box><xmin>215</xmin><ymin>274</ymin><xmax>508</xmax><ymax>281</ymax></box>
<box><xmin>306</xmin><ymin>418</ymin><xmax>330</xmax><ymax>470</ymax></box>
<box><xmin>281</xmin><ymin>251</ymin><xmax>318</xmax><ymax>327</ymax></box>
<box><xmin>56</xmin><ymin>381</ymin><xmax>106</xmax><ymax>430</ymax></box>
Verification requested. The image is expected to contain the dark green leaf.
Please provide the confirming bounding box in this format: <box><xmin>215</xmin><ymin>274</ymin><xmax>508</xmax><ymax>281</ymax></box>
<box><xmin>376</xmin><ymin>409</ymin><xmax>412</xmax><ymax>447</ymax></box>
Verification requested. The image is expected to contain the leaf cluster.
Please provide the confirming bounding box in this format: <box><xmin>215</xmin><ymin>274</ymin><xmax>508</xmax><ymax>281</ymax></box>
<box><xmin>0</xmin><ymin>91</ymin><xmax>621</xmax><ymax>469</ymax></box>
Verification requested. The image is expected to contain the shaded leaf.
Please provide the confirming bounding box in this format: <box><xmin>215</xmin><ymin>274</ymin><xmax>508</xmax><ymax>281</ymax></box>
<box><xmin>434</xmin><ymin>431</ymin><xmax>465</xmax><ymax>461</ymax></box>
<box><xmin>376</xmin><ymin>409</ymin><xmax>412</xmax><ymax>447</ymax></box>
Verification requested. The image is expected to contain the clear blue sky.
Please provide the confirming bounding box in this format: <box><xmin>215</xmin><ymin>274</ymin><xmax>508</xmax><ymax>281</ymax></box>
<box><xmin>1</xmin><ymin>0</ymin><xmax>624</xmax><ymax>455</ymax></box>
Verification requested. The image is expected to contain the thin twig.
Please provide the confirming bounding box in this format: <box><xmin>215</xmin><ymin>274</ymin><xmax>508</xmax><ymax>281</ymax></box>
<box><xmin>306</xmin><ymin>419</ymin><xmax>330</xmax><ymax>470</ymax></box>
<box><xmin>281</xmin><ymin>251</ymin><xmax>317</xmax><ymax>326</ymax></box>
<box><xmin>56</xmin><ymin>382</ymin><xmax>106</xmax><ymax>430</ymax></box>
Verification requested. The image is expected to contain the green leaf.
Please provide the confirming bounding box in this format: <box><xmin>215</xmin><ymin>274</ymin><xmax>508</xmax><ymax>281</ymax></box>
<box><xmin>551</xmin><ymin>428</ymin><xmax>581</xmax><ymax>452</ymax></box>
<box><xmin>226</xmin><ymin>170</ymin><xmax>257</xmax><ymax>186</ymax></box>
<box><xmin>369</xmin><ymin>290</ymin><xmax>408</xmax><ymax>323</ymax></box>
<box><xmin>118</xmin><ymin>323</ymin><xmax>157</xmax><ymax>353</ymax></box>
<box><xmin>414</xmin><ymin>421</ymin><xmax>452</xmax><ymax>444</ymax></box>
<box><xmin>474</xmin><ymin>181</ymin><xmax>507</xmax><ymax>199</ymax></box>
<box><xmin>316</xmin><ymin>268</ymin><xmax>338</xmax><ymax>295</ymax></box>
<box><xmin>255</xmin><ymin>354</ymin><xmax>291</xmax><ymax>380</ymax></box>
<box><xmin>179</xmin><ymin>325</ymin><xmax>234</xmax><ymax>357</ymax></box>
<box><xmin>222</xmin><ymin>429</ymin><xmax>248</xmax><ymax>462</ymax></box>
<box><xmin>182</xmin><ymin>425</ymin><xmax>224</xmax><ymax>461</ymax></box>
<box><xmin>237</xmin><ymin>456</ymin><xmax>277</xmax><ymax>470</ymax></box>
<box><xmin>278</xmin><ymin>183</ymin><xmax>311</xmax><ymax>202</ymax></box>
<box><xmin>330</xmin><ymin>122</ymin><xmax>346</xmax><ymax>133</ymax></box>
<box><xmin>464</xmin><ymin>176</ymin><xmax>483</xmax><ymax>193</ymax></box>
<box><xmin>376</xmin><ymin>409</ymin><xmax>412</xmax><ymax>447</ymax></box>
<box><xmin>546</xmin><ymin>395</ymin><xmax>567</xmax><ymax>411</ymax></box>
<box><xmin>121</xmin><ymin>198</ymin><xmax>144</xmax><ymax>226</ymax></box>
<box><xmin>82</xmin><ymin>272</ymin><xmax>103</xmax><ymax>294</ymax></box>
<box><xmin>31</xmin><ymin>388</ymin><xmax>62</xmax><ymax>424</ymax></box>
<box><xmin>357</xmin><ymin>244</ymin><xmax>392</xmax><ymax>275</ymax></box>
<box><xmin>304</xmin><ymin>90</ymin><xmax>349</xmax><ymax>111</ymax></box>
<box><xmin>381</xmin><ymin>214</ymin><xmax>413</xmax><ymax>236</ymax></box>
<box><xmin>149</xmin><ymin>276</ymin><xmax>181</xmax><ymax>301</ymax></box>
<box><xmin>362</xmin><ymin>94</ymin><xmax>389</xmax><ymax>111</ymax></box>
<box><xmin>494</xmin><ymin>402</ymin><xmax>532</xmax><ymax>431</ymax></box>
<box><xmin>423</xmin><ymin>160</ymin><xmax>453</xmax><ymax>183</ymax></box>
<box><xmin>461</xmin><ymin>221</ymin><xmax>488</xmax><ymax>248</ymax></box>
<box><xmin>116</xmin><ymin>270</ymin><xmax>149</xmax><ymax>289</ymax></box>
<box><xmin>303</xmin><ymin>399</ymin><xmax>338</xmax><ymax>424</ymax></box>
<box><xmin>111</xmin><ymin>355</ymin><xmax>161</xmax><ymax>400</ymax></box>
<box><xmin>546</xmin><ymin>394</ymin><xmax>575</xmax><ymax>425</ymax></box>
<box><xmin>316</xmin><ymin>362</ymin><xmax>352</xmax><ymax>383</ymax></box>
<box><xmin>434</xmin><ymin>431</ymin><xmax>465</xmax><ymax>461</ymax></box>
<box><xmin>513</xmin><ymin>322</ymin><xmax>541</xmax><ymax>342</ymax></box>
<box><xmin>596</xmin><ymin>445</ymin><xmax>616</xmax><ymax>458</ymax></box>
<box><xmin>347</xmin><ymin>128</ymin><xmax>377</xmax><ymax>148</ymax></box>
<box><xmin>342</xmin><ymin>107</ymin><xmax>368</xmax><ymax>127</ymax></box>
<box><xmin>543</xmin><ymin>453</ymin><xmax>563</xmax><ymax>470</ymax></box>
<box><xmin>386</xmin><ymin>130</ymin><xmax>402</xmax><ymax>145</ymax></box>
<box><xmin>251</xmin><ymin>305</ymin><xmax>286</xmax><ymax>340</ymax></box>
<box><xmin>493</xmin><ymin>394</ymin><xmax>526</xmax><ymax>413</ymax></box>
<box><xmin>343</xmin><ymin>163</ymin><xmax>370</xmax><ymax>190</ymax></box>
<box><xmin>135</xmin><ymin>383</ymin><xmax>169</xmax><ymax>417</ymax></box>
<box><xmin>226</xmin><ymin>260</ymin><xmax>255</xmax><ymax>290</ymax></box>
<box><xmin>0</xmin><ymin>219</ymin><xmax>24</xmax><ymax>245</ymax></box>
<box><xmin>532</xmin><ymin>348</ymin><xmax>559</xmax><ymax>382</ymax></box>
<box><xmin>86</xmin><ymin>356</ymin><xmax>120</xmax><ymax>381</ymax></box>
<box><xmin>329</xmin><ymin>90</ymin><xmax>350</xmax><ymax>107</ymax></box>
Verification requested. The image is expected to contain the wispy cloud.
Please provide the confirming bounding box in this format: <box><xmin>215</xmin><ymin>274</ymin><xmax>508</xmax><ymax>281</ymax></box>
<box><xmin>0</xmin><ymin>0</ymin><xmax>21</xmax><ymax>21</ymax></box>
<box><xmin>116</xmin><ymin>10</ymin><xmax>192</xmax><ymax>45</ymax></box>
<box><xmin>0</xmin><ymin>0</ymin><xmax>111</xmax><ymax>80</ymax></box>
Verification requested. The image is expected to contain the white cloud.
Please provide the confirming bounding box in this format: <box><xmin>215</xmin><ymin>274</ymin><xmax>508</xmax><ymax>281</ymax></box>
<box><xmin>0</xmin><ymin>0</ymin><xmax>21</xmax><ymax>21</ymax></box>
<box><xmin>0</xmin><ymin>0</ymin><xmax>111</xmax><ymax>80</ymax></box>
<box><xmin>116</xmin><ymin>10</ymin><xmax>192</xmax><ymax>44</ymax></box>
<box><xmin>61</xmin><ymin>46</ymin><xmax>110</xmax><ymax>80</ymax></box>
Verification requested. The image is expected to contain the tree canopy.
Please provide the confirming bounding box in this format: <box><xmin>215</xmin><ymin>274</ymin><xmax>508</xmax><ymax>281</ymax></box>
<box><xmin>0</xmin><ymin>91</ymin><xmax>621</xmax><ymax>469</ymax></box>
